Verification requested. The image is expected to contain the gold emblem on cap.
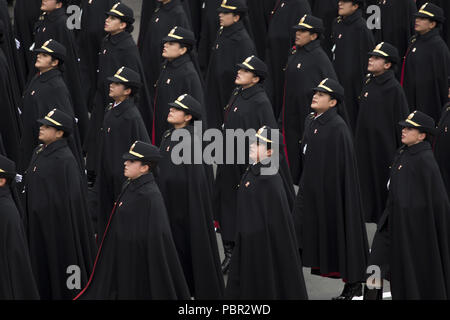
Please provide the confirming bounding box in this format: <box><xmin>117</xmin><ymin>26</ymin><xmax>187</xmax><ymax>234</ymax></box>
<box><xmin>298</xmin><ymin>14</ymin><xmax>313</xmax><ymax>29</ymax></box>
<box><xmin>174</xmin><ymin>94</ymin><xmax>190</xmax><ymax>110</ymax></box>
<box><xmin>221</xmin><ymin>0</ymin><xmax>237</xmax><ymax>10</ymax></box>
<box><xmin>168</xmin><ymin>27</ymin><xmax>183</xmax><ymax>40</ymax></box>
<box><xmin>129</xmin><ymin>141</ymin><xmax>144</xmax><ymax>158</ymax></box>
<box><xmin>41</xmin><ymin>39</ymin><xmax>54</xmax><ymax>53</ymax></box>
<box><xmin>419</xmin><ymin>3</ymin><xmax>435</xmax><ymax>17</ymax></box>
<box><xmin>318</xmin><ymin>78</ymin><xmax>333</xmax><ymax>93</ymax></box>
<box><xmin>242</xmin><ymin>55</ymin><xmax>255</xmax><ymax>70</ymax></box>
<box><xmin>110</xmin><ymin>3</ymin><xmax>124</xmax><ymax>16</ymax></box>
<box><xmin>113</xmin><ymin>67</ymin><xmax>129</xmax><ymax>82</ymax></box>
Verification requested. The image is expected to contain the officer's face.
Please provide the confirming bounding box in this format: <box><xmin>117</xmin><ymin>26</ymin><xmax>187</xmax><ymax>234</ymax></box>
<box><xmin>109</xmin><ymin>82</ymin><xmax>131</xmax><ymax>100</ymax></box>
<box><xmin>249</xmin><ymin>141</ymin><xmax>272</xmax><ymax>163</ymax></box>
<box><xmin>368</xmin><ymin>56</ymin><xmax>391</xmax><ymax>76</ymax></box>
<box><xmin>235</xmin><ymin>69</ymin><xmax>258</xmax><ymax>87</ymax></box>
<box><xmin>219</xmin><ymin>12</ymin><xmax>239</xmax><ymax>27</ymax></box>
<box><xmin>295</xmin><ymin>30</ymin><xmax>316</xmax><ymax>47</ymax></box>
<box><xmin>41</xmin><ymin>0</ymin><xmax>62</xmax><ymax>12</ymax></box>
<box><xmin>415</xmin><ymin>17</ymin><xmax>437</xmax><ymax>35</ymax></box>
<box><xmin>162</xmin><ymin>42</ymin><xmax>186</xmax><ymax>60</ymax></box>
<box><xmin>124</xmin><ymin>160</ymin><xmax>148</xmax><ymax>180</ymax></box>
<box><xmin>311</xmin><ymin>91</ymin><xmax>337</xmax><ymax>114</ymax></box>
<box><xmin>401</xmin><ymin>127</ymin><xmax>426</xmax><ymax>146</ymax></box>
<box><xmin>35</xmin><ymin>53</ymin><xmax>58</xmax><ymax>71</ymax></box>
<box><xmin>39</xmin><ymin>125</ymin><xmax>63</xmax><ymax>145</ymax></box>
<box><xmin>167</xmin><ymin>107</ymin><xmax>191</xmax><ymax>127</ymax></box>
<box><xmin>105</xmin><ymin>15</ymin><xmax>126</xmax><ymax>34</ymax></box>
<box><xmin>338</xmin><ymin>1</ymin><xmax>358</xmax><ymax>17</ymax></box>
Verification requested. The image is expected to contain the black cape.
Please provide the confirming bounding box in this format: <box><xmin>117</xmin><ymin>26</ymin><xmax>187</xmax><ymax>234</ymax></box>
<box><xmin>281</xmin><ymin>39</ymin><xmax>337</xmax><ymax>184</ymax></box>
<box><xmin>157</xmin><ymin>125</ymin><xmax>224</xmax><ymax>299</ymax></box>
<box><xmin>17</xmin><ymin>69</ymin><xmax>74</xmax><ymax>175</ymax></box>
<box><xmin>13</xmin><ymin>0</ymin><xmax>41</xmax><ymax>78</ymax></box>
<box><xmin>247</xmin><ymin>0</ymin><xmax>276</xmax><ymax>59</ymax></box>
<box><xmin>308</xmin><ymin>0</ymin><xmax>338</xmax><ymax>59</ymax></box>
<box><xmin>198</xmin><ymin>0</ymin><xmax>221</xmax><ymax>75</ymax></box>
<box><xmin>374</xmin><ymin>0</ymin><xmax>417</xmax><ymax>60</ymax></box>
<box><xmin>434</xmin><ymin>104</ymin><xmax>450</xmax><ymax>202</ymax></box>
<box><xmin>77</xmin><ymin>0</ymin><xmax>116</xmax><ymax>111</ymax></box>
<box><xmin>152</xmin><ymin>53</ymin><xmax>204</xmax><ymax>146</ymax></box>
<box><xmin>265</xmin><ymin>0</ymin><xmax>311</xmax><ymax>118</ymax></box>
<box><xmin>293</xmin><ymin>108</ymin><xmax>369</xmax><ymax>283</ymax></box>
<box><xmin>355</xmin><ymin>70</ymin><xmax>410</xmax><ymax>223</ymax></box>
<box><xmin>24</xmin><ymin>139</ymin><xmax>96</xmax><ymax>300</ymax></box>
<box><xmin>95</xmin><ymin>98</ymin><xmax>150</xmax><ymax>240</ymax></box>
<box><xmin>0</xmin><ymin>187</ymin><xmax>39</xmax><ymax>300</ymax></box>
<box><xmin>0</xmin><ymin>46</ymin><xmax>22</xmax><ymax>164</ymax></box>
<box><xmin>140</xmin><ymin>0</ymin><xmax>191</xmax><ymax>93</ymax></box>
<box><xmin>84</xmin><ymin>30</ymin><xmax>153</xmax><ymax>174</ymax></box>
<box><xmin>204</xmin><ymin>21</ymin><xmax>256</xmax><ymax>129</ymax></box>
<box><xmin>331</xmin><ymin>9</ymin><xmax>375</xmax><ymax>132</ymax></box>
<box><xmin>369</xmin><ymin>142</ymin><xmax>450</xmax><ymax>299</ymax></box>
<box><xmin>75</xmin><ymin>173</ymin><xmax>191</xmax><ymax>300</ymax></box>
<box><xmin>401</xmin><ymin>28</ymin><xmax>450</xmax><ymax>122</ymax></box>
<box><xmin>225</xmin><ymin>162</ymin><xmax>308</xmax><ymax>300</ymax></box>
<box><xmin>214</xmin><ymin>84</ymin><xmax>290</xmax><ymax>243</ymax></box>
<box><xmin>32</xmin><ymin>7</ymin><xmax>89</xmax><ymax>142</ymax></box>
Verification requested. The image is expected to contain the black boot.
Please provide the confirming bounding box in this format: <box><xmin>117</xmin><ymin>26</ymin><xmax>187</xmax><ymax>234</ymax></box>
<box><xmin>332</xmin><ymin>283</ymin><xmax>363</xmax><ymax>300</ymax></box>
<box><xmin>221</xmin><ymin>242</ymin><xmax>234</xmax><ymax>274</ymax></box>
<box><xmin>363</xmin><ymin>284</ymin><xmax>383</xmax><ymax>300</ymax></box>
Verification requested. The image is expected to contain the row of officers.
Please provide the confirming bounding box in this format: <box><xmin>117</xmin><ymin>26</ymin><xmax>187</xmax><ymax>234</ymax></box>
<box><xmin>1</xmin><ymin>40</ymin><xmax>450</xmax><ymax>300</ymax></box>
<box><xmin>0</xmin><ymin>0</ymin><xmax>449</xmax><ymax>300</ymax></box>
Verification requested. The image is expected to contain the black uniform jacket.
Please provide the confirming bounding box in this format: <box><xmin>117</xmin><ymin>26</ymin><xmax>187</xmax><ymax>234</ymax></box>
<box><xmin>401</xmin><ymin>28</ymin><xmax>450</xmax><ymax>122</ymax></box>
<box><xmin>331</xmin><ymin>9</ymin><xmax>375</xmax><ymax>132</ymax></box>
<box><xmin>95</xmin><ymin>98</ymin><xmax>150</xmax><ymax>241</ymax></box>
<box><xmin>370</xmin><ymin>141</ymin><xmax>450</xmax><ymax>299</ymax></box>
<box><xmin>153</xmin><ymin>54</ymin><xmax>204</xmax><ymax>146</ymax></box>
<box><xmin>76</xmin><ymin>173</ymin><xmax>191</xmax><ymax>300</ymax></box>
<box><xmin>157</xmin><ymin>125</ymin><xmax>224</xmax><ymax>299</ymax></box>
<box><xmin>355</xmin><ymin>70</ymin><xmax>409</xmax><ymax>223</ymax></box>
<box><xmin>434</xmin><ymin>104</ymin><xmax>450</xmax><ymax>203</ymax></box>
<box><xmin>0</xmin><ymin>186</ymin><xmax>39</xmax><ymax>300</ymax></box>
<box><xmin>281</xmin><ymin>39</ymin><xmax>337</xmax><ymax>184</ymax></box>
<box><xmin>204</xmin><ymin>20</ymin><xmax>256</xmax><ymax>129</ymax></box>
<box><xmin>24</xmin><ymin>139</ymin><xmax>96</xmax><ymax>300</ymax></box>
<box><xmin>265</xmin><ymin>0</ymin><xmax>311</xmax><ymax>118</ymax></box>
<box><xmin>225</xmin><ymin>161</ymin><xmax>308</xmax><ymax>300</ymax></box>
<box><xmin>293</xmin><ymin>108</ymin><xmax>369</xmax><ymax>283</ymax></box>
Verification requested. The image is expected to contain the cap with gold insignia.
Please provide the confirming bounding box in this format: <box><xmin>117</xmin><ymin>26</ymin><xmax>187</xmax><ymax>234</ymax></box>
<box><xmin>162</xmin><ymin>26</ymin><xmax>196</xmax><ymax>46</ymax></box>
<box><xmin>0</xmin><ymin>154</ymin><xmax>16</xmax><ymax>180</ymax></box>
<box><xmin>217</xmin><ymin>0</ymin><xmax>248</xmax><ymax>14</ymax></box>
<box><xmin>250</xmin><ymin>125</ymin><xmax>284</xmax><ymax>148</ymax></box>
<box><xmin>368</xmin><ymin>42</ymin><xmax>400</xmax><ymax>65</ymax></box>
<box><xmin>106</xmin><ymin>2</ymin><xmax>135</xmax><ymax>25</ymax></box>
<box><xmin>292</xmin><ymin>15</ymin><xmax>324</xmax><ymax>35</ymax></box>
<box><xmin>339</xmin><ymin>0</ymin><xmax>365</xmax><ymax>7</ymax></box>
<box><xmin>107</xmin><ymin>66</ymin><xmax>142</xmax><ymax>88</ymax></box>
<box><xmin>398</xmin><ymin>111</ymin><xmax>436</xmax><ymax>135</ymax></box>
<box><xmin>312</xmin><ymin>78</ymin><xmax>345</xmax><ymax>103</ymax></box>
<box><xmin>237</xmin><ymin>55</ymin><xmax>268</xmax><ymax>80</ymax></box>
<box><xmin>168</xmin><ymin>94</ymin><xmax>203</xmax><ymax>121</ymax></box>
<box><xmin>37</xmin><ymin>108</ymin><xmax>74</xmax><ymax>134</ymax></box>
<box><xmin>122</xmin><ymin>141</ymin><xmax>162</xmax><ymax>162</ymax></box>
<box><xmin>415</xmin><ymin>3</ymin><xmax>445</xmax><ymax>23</ymax></box>
<box><xmin>34</xmin><ymin>39</ymin><xmax>67</xmax><ymax>62</ymax></box>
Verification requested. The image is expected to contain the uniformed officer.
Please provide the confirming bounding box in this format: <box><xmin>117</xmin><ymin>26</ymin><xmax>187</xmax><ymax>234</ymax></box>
<box><xmin>75</xmin><ymin>141</ymin><xmax>191</xmax><ymax>300</ymax></box>
<box><xmin>225</xmin><ymin>126</ymin><xmax>308</xmax><ymax>300</ymax></box>
<box><xmin>292</xmin><ymin>78</ymin><xmax>369</xmax><ymax>300</ymax></box>
<box><xmin>204</xmin><ymin>0</ymin><xmax>256</xmax><ymax>129</ymax></box>
<box><xmin>264</xmin><ymin>0</ymin><xmax>311</xmax><ymax>118</ymax></box>
<box><xmin>18</xmin><ymin>39</ymin><xmax>75</xmax><ymax>176</ymax></box>
<box><xmin>140</xmin><ymin>0</ymin><xmax>192</xmax><ymax>96</ymax></box>
<box><xmin>0</xmin><ymin>155</ymin><xmax>39</xmax><ymax>300</ymax></box>
<box><xmin>25</xmin><ymin>108</ymin><xmax>96</xmax><ymax>300</ymax></box>
<box><xmin>365</xmin><ymin>111</ymin><xmax>450</xmax><ymax>300</ymax></box>
<box><xmin>152</xmin><ymin>26</ymin><xmax>204</xmax><ymax>146</ymax></box>
<box><xmin>332</xmin><ymin>0</ymin><xmax>375</xmax><ymax>132</ymax></box>
<box><xmin>214</xmin><ymin>55</ymin><xmax>278</xmax><ymax>274</ymax></box>
<box><xmin>355</xmin><ymin>42</ymin><xmax>410</xmax><ymax>223</ymax></box>
<box><xmin>33</xmin><ymin>0</ymin><xmax>89</xmax><ymax>142</ymax></box>
<box><xmin>157</xmin><ymin>94</ymin><xmax>224</xmax><ymax>299</ymax></box>
<box><xmin>84</xmin><ymin>2</ymin><xmax>152</xmax><ymax>185</ymax></box>
<box><xmin>401</xmin><ymin>2</ymin><xmax>450</xmax><ymax>123</ymax></box>
<box><xmin>95</xmin><ymin>66</ymin><xmax>150</xmax><ymax>242</ymax></box>
<box><xmin>281</xmin><ymin>14</ymin><xmax>337</xmax><ymax>184</ymax></box>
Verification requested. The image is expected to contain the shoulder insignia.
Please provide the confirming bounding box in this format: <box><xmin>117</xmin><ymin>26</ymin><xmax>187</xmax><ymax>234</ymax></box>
<box><xmin>164</xmin><ymin>130</ymin><xmax>172</xmax><ymax>138</ymax></box>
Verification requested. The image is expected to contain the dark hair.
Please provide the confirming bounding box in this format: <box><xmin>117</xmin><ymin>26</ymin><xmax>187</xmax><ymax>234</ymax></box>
<box><xmin>178</xmin><ymin>42</ymin><xmax>193</xmax><ymax>53</ymax></box>
<box><xmin>418</xmin><ymin>129</ymin><xmax>434</xmax><ymax>143</ymax></box>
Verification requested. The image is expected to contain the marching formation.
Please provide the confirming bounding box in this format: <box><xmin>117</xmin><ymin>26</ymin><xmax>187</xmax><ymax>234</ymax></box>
<box><xmin>1</xmin><ymin>0</ymin><xmax>450</xmax><ymax>301</ymax></box>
